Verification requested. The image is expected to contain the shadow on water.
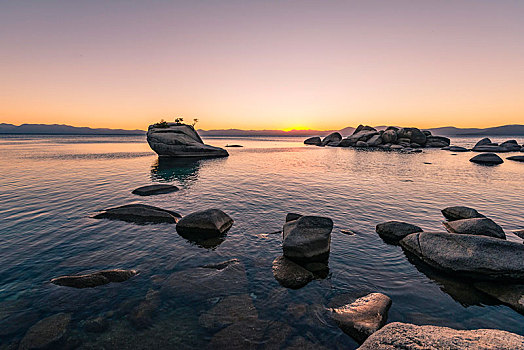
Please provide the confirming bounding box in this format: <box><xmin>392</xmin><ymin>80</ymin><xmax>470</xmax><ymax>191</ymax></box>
<box><xmin>176</xmin><ymin>230</ymin><xmax>227</xmax><ymax>249</ymax></box>
<box><xmin>150</xmin><ymin>157</ymin><xmax>226</xmax><ymax>185</ymax></box>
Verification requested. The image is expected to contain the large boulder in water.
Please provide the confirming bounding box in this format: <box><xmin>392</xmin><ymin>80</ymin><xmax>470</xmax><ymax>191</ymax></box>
<box><xmin>330</xmin><ymin>292</ymin><xmax>391</xmax><ymax>343</ymax></box>
<box><xmin>441</xmin><ymin>206</ymin><xmax>485</xmax><ymax>221</ymax></box>
<box><xmin>400</xmin><ymin>232</ymin><xmax>524</xmax><ymax>280</ymax></box>
<box><xmin>381</xmin><ymin>129</ymin><xmax>397</xmax><ymax>144</ymax></box>
<box><xmin>51</xmin><ymin>269</ymin><xmax>138</xmax><ymax>288</ymax></box>
<box><xmin>425</xmin><ymin>136</ymin><xmax>450</xmax><ymax>148</ymax></box>
<box><xmin>147</xmin><ymin>123</ymin><xmax>228</xmax><ymax>158</ymax></box>
<box><xmin>507</xmin><ymin>155</ymin><xmax>524</xmax><ymax>162</ymax></box>
<box><xmin>272</xmin><ymin>255</ymin><xmax>314</xmax><ymax>289</ymax></box>
<box><xmin>92</xmin><ymin>204</ymin><xmax>181</xmax><ymax>224</ymax></box>
<box><xmin>283</xmin><ymin>215</ymin><xmax>333</xmax><ymax>263</ymax></box>
<box><xmin>470</xmin><ymin>153</ymin><xmax>504</xmax><ymax>165</ymax></box>
<box><xmin>19</xmin><ymin>313</ymin><xmax>71</xmax><ymax>350</ymax></box>
<box><xmin>320</xmin><ymin>132</ymin><xmax>342</xmax><ymax>146</ymax></box>
<box><xmin>132</xmin><ymin>184</ymin><xmax>179</xmax><ymax>196</ymax></box>
<box><xmin>375</xmin><ymin>221</ymin><xmax>423</xmax><ymax>244</ymax></box>
<box><xmin>472</xmin><ymin>145</ymin><xmax>509</xmax><ymax>153</ymax></box>
<box><xmin>176</xmin><ymin>209</ymin><xmax>234</xmax><ymax>237</ymax></box>
<box><xmin>304</xmin><ymin>136</ymin><xmax>321</xmax><ymax>145</ymax></box>
<box><xmin>474</xmin><ymin>137</ymin><xmax>492</xmax><ymax>148</ymax></box>
<box><xmin>397</xmin><ymin>128</ymin><xmax>426</xmax><ymax>146</ymax></box>
<box><xmin>358</xmin><ymin>322</ymin><xmax>524</xmax><ymax>350</ymax></box>
<box><xmin>443</xmin><ymin>217</ymin><xmax>506</xmax><ymax>239</ymax></box>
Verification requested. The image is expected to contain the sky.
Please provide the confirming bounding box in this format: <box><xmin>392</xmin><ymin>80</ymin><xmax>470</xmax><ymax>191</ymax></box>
<box><xmin>1</xmin><ymin>1</ymin><xmax>523</xmax><ymax>131</ymax></box>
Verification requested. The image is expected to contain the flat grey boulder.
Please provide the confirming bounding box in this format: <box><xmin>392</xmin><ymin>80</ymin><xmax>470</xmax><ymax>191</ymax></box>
<box><xmin>51</xmin><ymin>269</ymin><xmax>138</xmax><ymax>288</ymax></box>
<box><xmin>475</xmin><ymin>282</ymin><xmax>524</xmax><ymax>314</ymax></box>
<box><xmin>19</xmin><ymin>313</ymin><xmax>71</xmax><ymax>350</ymax></box>
<box><xmin>375</xmin><ymin>221</ymin><xmax>423</xmax><ymax>243</ymax></box>
<box><xmin>147</xmin><ymin>123</ymin><xmax>228</xmax><ymax>158</ymax></box>
<box><xmin>132</xmin><ymin>184</ymin><xmax>179</xmax><ymax>196</ymax></box>
<box><xmin>472</xmin><ymin>145</ymin><xmax>509</xmax><ymax>153</ymax></box>
<box><xmin>283</xmin><ymin>215</ymin><xmax>333</xmax><ymax>263</ymax></box>
<box><xmin>337</xmin><ymin>138</ymin><xmax>354</xmax><ymax>147</ymax></box>
<box><xmin>358</xmin><ymin>322</ymin><xmax>524</xmax><ymax>350</ymax></box>
<box><xmin>400</xmin><ymin>232</ymin><xmax>524</xmax><ymax>280</ymax></box>
<box><xmin>331</xmin><ymin>293</ymin><xmax>391</xmax><ymax>343</ymax></box>
<box><xmin>441</xmin><ymin>206</ymin><xmax>485</xmax><ymax>221</ymax></box>
<box><xmin>272</xmin><ymin>255</ymin><xmax>314</xmax><ymax>289</ymax></box>
<box><xmin>470</xmin><ymin>153</ymin><xmax>504</xmax><ymax>165</ymax></box>
<box><xmin>320</xmin><ymin>132</ymin><xmax>342</xmax><ymax>146</ymax></box>
<box><xmin>426</xmin><ymin>136</ymin><xmax>450</xmax><ymax>147</ymax></box>
<box><xmin>304</xmin><ymin>136</ymin><xmax>321</xmax><ymax>145</ymax></box>
<box><xmin>176</xmin><ymin>209</ymin><xmax>233</xmax><ymax>237</ymax></box>
<box><xmin>443</xmin><ymin>217</ymin><xmax>505</xmax><ymax>239</ymax></box>
<box><xmin>507</xmin><ymin>155</ymin><xmax>524</xmax><ymax>162</ymax></box>
<box><xmin>198</xmin><ymin>294</ymin><xmax>258</xmax><ymax>330</ymax></box>
<box><xmin>93</xmin><ymin>204</ymin><xmax>181</xmax><ymax>224</ymax></box>
<box><xmin>474</xmin><ymin>137</ymin><xmax>492</xmax><ymax>148</ymax></box>
<box><xmin>348</xmin><ymin>130</ymin><xmax>379</xmax><ymax>143</ymax></box>
<box><xmin>448</xmin><ymin>146</ymin><xmax>469</xmax><ymax>152</ymax></box>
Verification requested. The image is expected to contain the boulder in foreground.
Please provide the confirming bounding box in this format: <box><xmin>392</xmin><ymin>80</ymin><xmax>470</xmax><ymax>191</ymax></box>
<box><xmin>400</xmin><ymin>232</ymin><xmax>524</xmax><ymax>280</ymax></box>
<box><xmin>272</xmin><ymin>255</ymin><xmax>314</xmax><ymax>289</ymax></box>
<box><xmin>331</xmin><ymin>292</ymin><xmax>391</xmax><ymax>343</ymax></box>
<box><xmin>132</xmin><ymin>184</ymin><xmax>179</xmax><ymax>196</ymax></box>
<box><xmin>304</xmin><ymin>137</ymin><xmax>321</xmax><ymax>146</ymax></box>
<box><xmin>507</xmin><ymin>155</ymin><xmax>524</xmax><ymax>162</ymax></box>
<box><xmin>443</xmin><ymin>217</ymin><xmax>506</xmax><ymax>239</ymax></box>
<box><xmin>358</xmin><ymin>322</ymin><xmax>524</xmax><ymax>350</ymax></box>
<box><xmin>176</xmin><ymin>209</ymin><xmax>234</xmax><ymax>237</ymax></box>
<box><xmin>147</xmin><ymin>122</ymin><xmax>228</xmax><ymax>158</ymax></box>
<box><xmin>441</xmin><ymin>206</ymin><xmax>485</xmax><ymax>221</ymax></box>
<box><xmin>375</xmin><ymin>221</ymin><xmax>423</xmax><ymax>244</ymax></box>
<box><xmin>283</xmin><ymin>215</ymin><xmax>333</xmax><ymax>263</ymax></box>
<box><xmin>470</xmin><ymin>153</ymin><xmax>504</xmax><ymax>165</ymax></box>
<box><xmin>92</xmin><ymin>204</ymin><xmax>181</xmax><ymax>224</ymax></box>
<box><xmin>19</xmin><ymin>313</ymin><xmax>71</xmax><ymax>350</ymax></box>
<box><xmin>51</xmin><ymin>269</ymin><xmax>138</xmax><ymax>288</ymax></box>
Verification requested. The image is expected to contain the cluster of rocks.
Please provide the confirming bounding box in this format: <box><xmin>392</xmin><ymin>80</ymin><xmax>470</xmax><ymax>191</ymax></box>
<box><xmin>470</xmin><ymin>137</ymin><xmax>524</xmax><ymax>153</ymax></box>
<box><xmin>147</xmin><ymin>122</ymin><xmax>228</xmax><ymax>158</ymax></box>
<box><xmin>272</xmin><ymin>214</ymin><xmax>333</xmax><ymax>289</ymax></box>
<box><xmin>304</xmin><ymin>125</ymin><xmax>450</xmax><ymax>151</ymax></box>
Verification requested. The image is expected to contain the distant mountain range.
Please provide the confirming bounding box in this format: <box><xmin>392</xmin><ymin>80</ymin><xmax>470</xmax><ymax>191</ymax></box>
<box><xmin>1</xmin><ymin>123</ymin><xmax>523</xmax><ymax>136</ymax></box>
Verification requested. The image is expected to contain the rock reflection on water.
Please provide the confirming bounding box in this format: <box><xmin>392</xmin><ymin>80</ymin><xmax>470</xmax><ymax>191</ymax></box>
<box><xmin>150</xmin><ymin>157</ymin><xmax>226</xmax><ymax>185</ymax></box>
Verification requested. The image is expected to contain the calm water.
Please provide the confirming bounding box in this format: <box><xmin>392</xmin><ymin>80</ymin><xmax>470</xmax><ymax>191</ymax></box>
<box><xmin>1</xmin><ymin>134</ymin><xmax>524</xmax><ymax>349</ymax></box>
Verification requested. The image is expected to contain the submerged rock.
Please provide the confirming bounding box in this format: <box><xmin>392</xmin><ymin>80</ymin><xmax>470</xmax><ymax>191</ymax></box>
<box><xmin>400</xmin><ymin>232</ymin><xmax>524</xmax><ymax>280</ymax></box>
<box><xmin>475</xmin><ymin>282</ymin><xmax>524</xmax><ymax>314</ymax></box>
<box><xmin>375</xmin><ymin>221</ymin><xmax>423</xmax><ymax>244</ymax></box>
<box><xmin>441</xmin><ymin>206</ymin><xmax>485</xmax><ymax>221</ymax></box>
<box><xmin>83</xmin><ymin>316</ymin><xmax>109</xmax><ymax>333</ymax></box>
<box><xmin>470</xmin><ymin>153</ymin><xmax>504</xmax><ymax>165</ymax></box>
<box><xmin>176</xmin><ymin>209</ymin><xmax>234</xmax><ymax>237</ymax></box>
<box><xmin>51</xmin><ymin>269</ymin><xmax>138</xmax><ymax>288</ymax></box>
<box><xmin>199</xmin><ymin>294</ymin><xmax>258</xmax><ymax>330</ymax></box>
<box><xmin>132</xmin><ymin>184</ymin><xmax>179</xmax><ymax>196</ymax></box>
<box><xmin>443</xmin><ymin>217</ymin><xmax>506</xmax><ymax>239</ymax></box>
<box><xmin>147</xmin><ymin>123</ymin><xmax>228</xmax><ymax>158</ymax></box>
<box><xmin>304</xmin><ymin>137</ymin><xmax>321</xmax><ymax>146</ymax></box>
<box><xmin>320</xmin><ymin>132</ymin><xmax>342</xmax><ymax>146</ymax></box>
<box><xmin>282</xmin><ymin>215</ymin><xmax>333</xmax><ymax>263</ymax></box>
<box><xmin>129</xmin><ymin>290</ymin><xmax>161</xmax><ymax>329</ymax></box>
<box><xmin>19</xmin><ymin>313</ymin><xmax>71</xmax><ymax>350</ymax></box>
<box><xmin>93</xmin><ymin>204</ymin><xmax>181</xmax><ymax>224</ymax></box>
<box><xmin>358</xmin><ymin>322</ymin><xmax>524</xmax><ymax>350</ymax></box>
<box><xmin>272</xmin><ymin>255</ymin><xmax>314</xmax><ymax>289</ymax></box>
<box><xmin>331</xmin><ymin>293</ymin><xmax>391</xmax><ymax>343</ymax></box>
<box><xmin>507</xmin><ymin>155</ymin><xmax>524</xmax><ymax>162</ymax></box>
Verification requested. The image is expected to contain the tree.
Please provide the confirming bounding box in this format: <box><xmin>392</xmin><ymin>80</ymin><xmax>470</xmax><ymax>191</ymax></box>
<box><xmin>192</xmin><ymin>118</ymin><xmax>199</xmax><ymax>127</ymax></box>
<box><xmin>174</xmin><ymin>117</ymin><xmax>184</xmax><ymax>124</ymax></box>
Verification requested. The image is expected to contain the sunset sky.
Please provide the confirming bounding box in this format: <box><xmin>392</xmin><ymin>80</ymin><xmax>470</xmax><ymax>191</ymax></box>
<box><xmin>1</xmin><ymin>1</ymin><xmax>523</xmax><ymax>131</ymax></box>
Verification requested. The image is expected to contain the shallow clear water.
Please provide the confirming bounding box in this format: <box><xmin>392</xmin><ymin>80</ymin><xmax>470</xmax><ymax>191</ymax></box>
<box><xmin>1</xmin><ymin>134</ymin><xmax>523</xmax><ymax>349</ymax></box>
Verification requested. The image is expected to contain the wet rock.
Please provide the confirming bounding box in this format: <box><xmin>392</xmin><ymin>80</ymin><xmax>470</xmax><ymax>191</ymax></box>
<box><xmin>83</xmin><ymin>316</ymin><xmax>109</xmax><ymax>333</ymax></box>
<box><xmin>470</xmin><ymin>153</ymin><xmax>504</xmax><ymax>165</ymax></box>
<box><xmin>331</xmin><ymin>292</ymin><xmax>391</xmax><ymax>343</ymax></box>
<box><xmin>381</xmin><ymin>129</ymin><xmax>397</xmax><ymax>144</ymax></box>
<box><xmin>475</xmin><ymin>282</ymin><xmax>524</xmax><ymax>314</ymax></box>
<box><xmin>92</xmin><ymin>204</ymin><xmax>181</xmax><ymax>224</ymax></box>
<box><xmin>472</xmin><ymin>145</ymin><xmax>509</xmax><ymax>153</ymax></box>
<box><xmin>285</xmin><ymin>213</ymin><xmax>303</xmax><ymax>222</ymax></box>
<box><xmin>507</xmin><ymin>155</ymin><xmax>524</xmax><ymax>162</ymax></box>
<box><xmin>19</xmin><ymin>313</ymin><xmax>71</xmax><ymax>350</ymax></box>
<box><xmin>286</xmin><ymin>303</ymin><xmax>308</xmax><ymax>320</ymax></box>
<box><xmin>209</xmin><ymin>319</ymin><xmax>293</xmax><ymax>350</ymax></box>
<box><xmin>474</xmin><ymin>137</ymin><xmax>492</xmax><ymax>148</ymax></box>
<box><xmin>443</xmin><ymin>217</ymin><xmax>505</xmax><ymax>239</ymax></box>
<box><xmin>282</xmin><ymin>215</ymin><xmax>333</xmax><ymax>263</ymax></box>
<box><xmin>355</xmin><ymin>141</ymin><xmax>369</xmax><ymax>147</ymax></box>
<box><xmin>272</xmin><ymin>255</ymin><xmax>314</xmax><ymax>289</ymax></box>
<box><xmin>375</xmin><ymin>221</ymin><xmax>423</xmax><ymax>244</ymax></box>
<box><xmin>320</xmin><ymin>132</ymin><xmax>342</xmax><ymax>146</ymax></box>
<box><xmin>448</xmin><ymin>146</ymin><xmax>469</xmax><ymax>152</ymax></box>
<box><xmin>225</xmin><ymin>144</ymin><xmax>243</xmax><ymax>148</ymax></box>
<box><xmin>131</xmin><ymin>184</ymin><xmax>179</xmax><ymax>196</ymax></box>
<box><xmin>400</xmin><ymin>232</ymin><xmax>524</xmax><ymax>280</ymax></box>
<box><xmin>147</xmin><ymin>123</ymin><xmax>228</xmax><ymax>158</ymax></box>
<box><xmin>51</xmin><ymin>269</ymin><xmax>138</xmax><ymax>288</ymax></box>
<box><xmin>286</xmin><ymin>336</ymin><xmax>329</xmax><ymax>350</ymax></box>
<box><xmin>161</xmin><ymin>259</ymin><xmax>248</xmax><ymax>299</ymax></box>
<box><xmin>128</xmin><ymin>290</ymin><xmax>160</xmax><ymax>329</ymax></box>
<box><xmin>358</xmin><ymin>322</ymin><xmax>524</xmax><ymax>350</ymax></box>
<box><xmin>426</xmin><ymin>136</ymin><xmax>450</xmax><ymax>147</ymax></box>
<box><xmin>514</xmin><ymin>230</ymin><xmax>524</xmax><ymax>239</ymax></box>
<box><xmin>441</xmin><ymin>206</ymin><xmax>485</xmax><ymax>221</ymax></box>
<box><xmin>176</xmin><ymin>208</ymin><xmax>234</xmax><ymax>238</ymax></box>
<box><xmin>199</xmin><ymin>294</ymin><xmax>258</xmax><ymax>330</ymax></box>
<box><xmin>304</xmin><ymin>137</ymin><xmax>321</xmax><ymax>146</ymax></box>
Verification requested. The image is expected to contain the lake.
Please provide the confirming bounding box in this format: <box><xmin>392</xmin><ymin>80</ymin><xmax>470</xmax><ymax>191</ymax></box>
<box><xmin>1</xmin><ymin>134</ymin><xmax>523</xmax><ymax>349</ymax></box>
